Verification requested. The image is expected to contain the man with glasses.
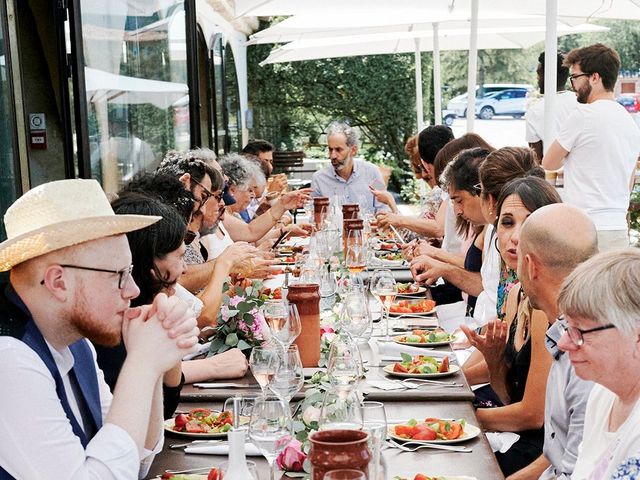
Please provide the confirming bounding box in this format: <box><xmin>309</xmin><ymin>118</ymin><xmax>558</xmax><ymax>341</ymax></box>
<box><xmin>508</xmin><ymin>204</ymin><xmax>597</xmax><ymax>480</ymax></box>
<box><xmin>542</xmin><ymin>43</ymin><xmax>640</xmax><ymax>251</ymax></box>
<box><xmin>0</xmin><ymin>179</ymin><xmax>199</xmax><ymax>479</ymax></box>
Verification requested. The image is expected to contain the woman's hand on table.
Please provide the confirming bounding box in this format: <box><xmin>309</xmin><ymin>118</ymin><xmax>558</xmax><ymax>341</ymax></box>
<box><xmin>204</xmin><ymin>348</ymin><xmax>249</xmax><ymax>380</ymax></box>
<box><xmin>460</xmin><ymin>319</ymin><xmax>507</xmax><ymax>368</ymax></box>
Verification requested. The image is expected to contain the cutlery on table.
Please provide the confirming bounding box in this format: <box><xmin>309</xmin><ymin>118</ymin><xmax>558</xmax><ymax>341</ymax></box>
<box><xmin>166</xmin><ymin>466</ymin><xmax>220</xmax><ymax>474</ymax></box>
<box><xmin>193</xmin><ymin>382</ymin><xmax>261</xmax><ymax>389</ymax></box>
<box><xmin>386</xmin><ymin>439</ymin><xmax>472</xmax><ymax>453</ymax></box>
<box><xmin>169</xmin><ymin>439</ymin><xmax>225</xmax><ymax>449</ymax></box>
<box><xmin>400</xmin><ymin>378</ymin><xmax>463</xmax><ymax>388</ymax></box>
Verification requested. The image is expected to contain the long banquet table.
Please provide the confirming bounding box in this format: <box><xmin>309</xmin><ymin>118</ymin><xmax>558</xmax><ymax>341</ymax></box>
<box><xmin>149</xmin><ymin>266</ymin><xmax>504</xmax><ymax>479</ymax></box>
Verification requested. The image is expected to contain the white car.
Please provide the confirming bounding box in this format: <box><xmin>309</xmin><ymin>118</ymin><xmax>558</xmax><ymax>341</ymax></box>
<box><xmin>474</xmin><ymin>89</ymin><xmax>530</xmax><ymax>119</ymax></box>
<box><xmin>447</xmin><ymin>84</ymin><xmax>533</xmax><ymax>118</ymax></box>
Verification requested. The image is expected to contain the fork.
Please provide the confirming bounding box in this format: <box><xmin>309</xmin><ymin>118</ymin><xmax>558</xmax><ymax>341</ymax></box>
<box><xmin>169</xmin><ymin>439</ymin><xmax>224</xmax><ymax>449</ymax></box>
<box><xmin>387</xmin><ymin>438</ymin><xmax>472</xmax><ymax>453</ymax></box>
<box><xmin>401</xmin><ymin>378</ymin><xmax>463</xmax><ymax>388</ymax></box>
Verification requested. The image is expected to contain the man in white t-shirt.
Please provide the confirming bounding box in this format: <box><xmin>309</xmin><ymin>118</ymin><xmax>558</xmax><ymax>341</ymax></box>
<box><xmin>525</xmin><ymin>51</ymin><xmax>578</xmax><ymax>161</ymax></box>
<box><xmin>543</xmin><ymin>43</ymin><xmax>640</xmax><ymax>251</ymax></box>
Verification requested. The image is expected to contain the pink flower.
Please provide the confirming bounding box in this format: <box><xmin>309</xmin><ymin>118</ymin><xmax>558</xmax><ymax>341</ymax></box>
<box><xmin>276</xmin><ymin>439</ymin><xmax>306</xmax><ymax>472</ymax></box>
<box><xmin>220</xmin><ymin>305</ymin><xmax>232</xmax><ymax>322</ymax></box>
<box><xmin>320</xmin><ymin>325</ymin><xmax>335</xmax><ymax>336</ymax></box>
<box><xmin>238</xmin><ymin>320</ymin><xmax>249</xmax><ymax>334</ymax></box>
<box><xmin>228</xmin><ymin>295</ymin><xmax>244</xmax><ymax>307</ymax></box>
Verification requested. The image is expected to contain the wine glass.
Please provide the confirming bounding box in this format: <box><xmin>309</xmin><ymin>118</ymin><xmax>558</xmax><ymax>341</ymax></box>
<box><xmin>341</xmin><ymin>292</ymin><xmax>372</xmax><ymax>341</ymax></box>
<box><xmin>370</xmin><ymin>269</ymin><xmax>396</xmax><ymax>340</ymax></box>
<box><xmin>324</xmin><ymin>470</ymin><xmax>366</xmax><ymax>480</ymax></box>
<box><xmin>249</xmin><ymin>395</ymin><xmax>293</xmax><ymax>480</ymax></box>
<box><xmin>318</xmin><ymin>387</ymin><xmax>363</xmax><ymax>431</ymax></box>
<box><xmin>249</xmin><ymin>346</ymin><xmax>279</xmax><ymax>394</ymax></box>
<box><xmin>269</xmin><ymin>345</ymin><xmax>305</xmax><ymax>404</ymax></box>
<box><xmin>326</xmin><ymin>338</ymin><xmax>363</xmax><ymax>391</ymax></box>
<box><xmin>223</xmin><ymin>393</ymin><xmax>260</xmax><ymax>430</ymax></box>
<box><xmin>361</xmin><ymin>401</ymin><xmax>388</xmax><ymax>480</ymax></box>
<box><xmin>345</xmin><ymin>241</ymin><xmax>367</xmax><ymax>275</ymax></box>
<box><xmin>262</xmin><ymin>301</ymin><xmax>301</xmax><ymax>350</ymax></box>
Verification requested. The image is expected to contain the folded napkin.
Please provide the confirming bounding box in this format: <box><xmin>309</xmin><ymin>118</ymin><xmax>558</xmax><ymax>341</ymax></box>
<box><xmin>486</xmin><ymin>432</ymin><xmax>520</xmax><ymax>453</ymax></box>
<box><xmin>376</xmin><ymin>340</ymin><xmax>448</xmax><ymax>358</ymax></box>
<box><xmin>365</xmin><ymin>380</ymin><xmax>406</xmax><ymax>391</ymax></box>
<box><xmin>185</xmin><ymin>442</ymin><xmax>263</xmax><ymax>456</ymax></box>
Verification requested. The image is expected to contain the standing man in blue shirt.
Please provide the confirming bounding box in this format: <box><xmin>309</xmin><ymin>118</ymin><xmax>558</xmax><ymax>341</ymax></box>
<box><xmin>311</xmin><ymin>121</ymin><xmax>389</xmax><ymax>213</ymax></box>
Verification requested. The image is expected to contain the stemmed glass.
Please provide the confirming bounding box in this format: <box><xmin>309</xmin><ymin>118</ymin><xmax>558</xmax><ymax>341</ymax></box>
<box><xmin>326</xmin><ymin>338</ymin><xmax>364</xmax><ymax>390</ymax></box>
<box><xmin>361</xmin><ymin>401</ymin><xmax>388</xmax><ymax>480</ymax></box>
<box><xmin>345</xmin><ymin>240</ymin><xmax>367</xmax><ymax>275</ymax></box>
<box><xmin>318</xmin><ymin>387</ymin><xmax>363</xmax><ymax>431</ymax></box>
<box><xmin>370</xmin><ymin>269</ymin><xmax>396</xmax><ymax>340</ymax></box>
<box><xmin>223</xmin><ymin>394</ymin><xmax>260</xmax><ymax>430</ymax></box>
<box><xmin>249</xmin><ymin>395</ymin><xmax>293</xmax><ymax>480</ymax></box>
<box><xmin>262</xmin><ymin>300</ymin><xmax>301</xmax><ymax>351</ymax></box>
<box><xmin>341</xmin><ymin>292</ymin><xmax>372</xmax><ymax>341</ymax></box>
<box><xmin>249</xmin><ymin>346</ymin><xmax>279</xmax><ymax>394</ymax></box>
<box><xmin>269</xmin><ymin>345</ymin><xmax>305</xmax><ymax>404</ymax></box>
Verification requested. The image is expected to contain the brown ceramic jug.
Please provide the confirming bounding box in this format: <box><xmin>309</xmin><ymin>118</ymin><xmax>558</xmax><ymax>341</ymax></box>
<box><xmin>313</xmin><ymin>197</ymin><xmax>330</xmax><ymax>229</ymax></box>
<box><xmin>309</xmin><ymin>430</ymin><xmax>371</xmax><ymax>480</ymax></box>
<box><xmin>288</xmin><ymin>283</ymin><xmax>321</xmax><ymax>367</ymax></box>
<box><xmin>341</xmin><ymin>203</ymin><xmax>360</xmax><ymax>220</ymax></box>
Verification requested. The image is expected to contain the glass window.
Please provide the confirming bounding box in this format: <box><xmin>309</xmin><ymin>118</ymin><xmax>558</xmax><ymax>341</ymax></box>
<box><xmin>0</xmin><ymin>8</ymin><xmax>19</xmax><ymax>240</ymax></box>
<box><xmin>211</xmin><ymin>35</ymin><xmax>226</xmax><ymax>156</ymax></box>
<box><xmin>224</xmin><ymin>45</ymin><xmax>241</xmax><ymax>152</ymax></box>
<box><xmin>80</xmin><ymin>0</ymin><xmax>190</xmax><ymax>193</ymax></box>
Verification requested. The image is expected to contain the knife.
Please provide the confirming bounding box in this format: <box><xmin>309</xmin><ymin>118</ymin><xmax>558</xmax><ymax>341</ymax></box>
<box><xmin>193</xmin><ymin>382</ymin><xmax>261</xmax><ymax>389</ymax></box>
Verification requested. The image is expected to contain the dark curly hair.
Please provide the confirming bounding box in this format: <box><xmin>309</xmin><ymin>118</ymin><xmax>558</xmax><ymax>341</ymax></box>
<box><xmin>121</xmin><ymin>172</ymin><xmax>194</xmax><ymax>223</ymax></box>
<box><xmin>111</xmin><ymin>192</ymin><xmax>186</xmax><ymax>307</ymax></box>
<box><xmin>157</xmin><ymin>150</ymin><xmax>223</xmax><ymax>191</ymax></box>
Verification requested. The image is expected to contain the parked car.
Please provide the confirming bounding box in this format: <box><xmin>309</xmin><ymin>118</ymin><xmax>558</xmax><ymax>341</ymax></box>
<box><xmin>474</xmin><ymin>88</ymin><xmax>530</xmax><ymax>120</ymax></box>
<box><xmin>442</xmin><ymin>110</ymin><xmax>456</xmax><ymax>126</ymax></box>
<box><xmin>617</xmin><ymin>93</ymin><xmax>640</xmax><ymax>113</ymax></box>
<box><xmin>446</xmin><ymin>83</ymin><xmax>533</xmax><ymax>117</ymax></box>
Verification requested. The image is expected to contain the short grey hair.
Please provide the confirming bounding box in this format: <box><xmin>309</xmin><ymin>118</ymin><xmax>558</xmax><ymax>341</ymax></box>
<box><xmin>326</xmin><ymin>121</ymin><xmax>359</xmax><ymax>147</ymax></box>
<box><xmin>558</xmin><ymin>248</ymin><xmax>640</xmax><ymax>336</ymax></box>
<box><xmin>219</xmin><ymin>153</ymin><xmax>265</xmax><ymax>190</ymax></box>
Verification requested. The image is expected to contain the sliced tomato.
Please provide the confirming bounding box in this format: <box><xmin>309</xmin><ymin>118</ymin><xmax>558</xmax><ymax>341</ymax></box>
<box><xmin>412</xmin><ymin>426</ymin><xmax>437</xmax><ymax>440</ymax></box>
<box><xmin>173</xmin><ymin>413</ymin><xmax>189</xmax><ymax>430</ymax></box>
<box><xmin>215</xmin><ymin>410</ymin><xmax>233</xmax><ymax>426</ymax></box>
<box><xmin>438</xmin><ymin>356</ymin><xmax>450</xmax><ymax>373</ymax></box>
<box><xmin>394</xmin><ymin>424</ymin><xmax>417</xmax><ymax>438</ymax></box>
<box><xmin>207</xmin><ymin>467</ymin><xmax>220</xmax><ymax>480</ymax></box>
<box><xmin>414</xmin><ymin>475</ymin><xmax>431</xmax><ymax>480</ymax></box>
<box><xmin>189</xmin><ymin>407</ymin><xmax>212</xmax><ymax>419</ymax></box>
<box><xmin>393</xmin><ymin>363</ymin><xmax>409</xmax><ymax>373</ymax></box>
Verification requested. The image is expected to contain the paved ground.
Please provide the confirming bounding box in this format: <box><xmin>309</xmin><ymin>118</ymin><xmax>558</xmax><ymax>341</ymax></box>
<box><xmin>450</xmin><ymin>116</ymin><xmax>527</xmax><ymax>148</ymax></box>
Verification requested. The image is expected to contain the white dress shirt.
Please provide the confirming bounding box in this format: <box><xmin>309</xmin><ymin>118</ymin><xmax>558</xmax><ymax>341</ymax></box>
<box><xmin>0</xmin><ymin>337</ymin><xmax>162</xmax><ymax>479</ymax></box>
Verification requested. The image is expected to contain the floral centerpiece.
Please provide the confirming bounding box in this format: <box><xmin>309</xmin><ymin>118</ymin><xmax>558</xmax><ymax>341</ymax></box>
<box><xmin>206</xmin><ymin>280</ymin><xmax>269</xmax><ymax>356</ymax></box>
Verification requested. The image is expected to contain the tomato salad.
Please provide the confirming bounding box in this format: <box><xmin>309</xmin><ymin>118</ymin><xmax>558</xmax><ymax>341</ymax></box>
<box><xmin>392</xmin><ymin>353</ymin><xmax>450</xmax><ymax>374</ymax></box>
<box><xmin>389</xmin><ymin>299</ymin><xmax>436</xmax><ymax>314</ymax></box>
<box><xmin>397</xmin><ymin>328</ymin><xmax>453</xmax><ymax>345</ymax></box>
<box><xmin>171</xmin><ymin>408</ymin><xmax>233</xmax><ymax>434</ymax></box>
<box><xmin>393</xmin><ymin>417</ymin><xmax>466</xmax><ymax>441</ymax></box>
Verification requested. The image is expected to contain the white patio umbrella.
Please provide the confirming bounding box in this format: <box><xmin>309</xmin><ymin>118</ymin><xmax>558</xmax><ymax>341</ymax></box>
<box><xmin>241</xmin><ymin>0</ymin><xmax>640</xmax><ymax>137</ymax></box>
<box><xmin>255</xmin><ymin>20</ymin><xmax>607</xmax><ymax>129</ymax></box>
<box><xmin>84</xmin><ymin>67</ymin><xmax>189</xmax><ymax>110</ymax></box>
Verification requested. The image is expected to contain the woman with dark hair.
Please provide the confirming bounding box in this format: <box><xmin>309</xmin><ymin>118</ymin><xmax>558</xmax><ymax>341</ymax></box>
<box><xmin>461</xmin><ymin>176</ymin><xmax>560</xmax><ymax>476</ymax></box>
<box><xmin>95</xmin><ymin>193</ymin><xmax>248</xmax><ymax>418</ymax></box>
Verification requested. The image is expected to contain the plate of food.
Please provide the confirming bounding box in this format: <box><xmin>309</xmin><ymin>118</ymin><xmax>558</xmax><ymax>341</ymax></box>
<box><xmin>260</xmin><ymin>286</ymin><xmax>283</xmax><ymax>300</ymax></box>
<box><xmin>156</xmin><ymin>467</ymin><xmax>222</xmax><ymax>479</ymax></box>
<box><xmin>164</xmin><ymin>408</ymin><xmax>234</xmax><ymax>438</ymax></box>
<box><xmin>393</xmin><ymin>476</ymin><xmax>477</xmax><ymax>480</ymax></box>
<box><xmin>389</xmin><ymin>299</ymin><xmax>436</xmax><ymax>316</ymax></box>
<box><xmin>388</xmin><ymin>417</ymin><xmax>480</xmax><ymax>444</ymax></box>
<box><xmin>395</xmin><ymin>283</ymin><xmax>427</xmax><ymax>296</ymax></box>
<box><xmin>394</xmin><ymin>328</ymin><xmax>454</xmax><ymax>347</ymax></box>
<box><xmin>278</xmin><ymin>256</ymin><xmax>297</xmax><ymax>265</ymax></box>
<box><xmin>383</xmin><ymin>353</ymin><xmax>458</xmax><ymax>378</ymax></box>
<box><xmin>375</xmin><ymin>241</ymin><xmax>401</xmax><ymax>252</ymax></box>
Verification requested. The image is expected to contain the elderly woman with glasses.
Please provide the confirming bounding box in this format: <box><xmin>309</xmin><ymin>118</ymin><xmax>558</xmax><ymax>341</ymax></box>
<box><xmin>555</xmin><ymin>248</ymin><xmax>640</xmax><ymax>480</ymax></box>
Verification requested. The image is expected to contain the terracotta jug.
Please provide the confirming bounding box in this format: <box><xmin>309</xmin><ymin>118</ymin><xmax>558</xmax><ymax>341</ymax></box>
<box><xmin>313</xmin><ymin>197</ymin><xmax>330</xmax><ymax>229</ymax></box>
<box><xmin>288</xmin><ymin>283</ymin><xmax>321</xmax><ymax>367</ymax></box>
<box><xmin>309</xmin><ymin>430</ymin><xmax>371</xmax><ymax>480</ymax></box>
<box><xmin>342</xmin><ymin>218</ymin><xmax>364</xmax><ymax>254</ymax></box>
<box><xmin>341</xmin><ymin>203</ymin><xmax>360</xmax><ymax>220</ymax></box>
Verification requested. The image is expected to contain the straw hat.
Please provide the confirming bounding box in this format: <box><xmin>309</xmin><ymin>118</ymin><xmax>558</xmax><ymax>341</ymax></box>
<box><xmin>0</xmin><ymin>179</ymin><xmax>160</xmax><ymax>271</ymax></box>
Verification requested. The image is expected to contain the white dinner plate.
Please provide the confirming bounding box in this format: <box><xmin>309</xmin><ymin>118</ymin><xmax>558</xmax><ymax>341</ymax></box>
<box><xmin>388</xmin><ymin>420</ymin><xmax>481</xmax><ymax>444</ymax></box>
<box><xmin>393</xmin><ymin>335</ymin><xmax>454</xmax><ymax>347</ymax></box>
<box><xmin>383</xmin><ymin>363</ymin><xmax>460</xmax><ymax>379</ymax></box>
<box><xmin>388</xmin><ymin>307</ymin><xmax>437</xmax><ymax>317</ymax></box>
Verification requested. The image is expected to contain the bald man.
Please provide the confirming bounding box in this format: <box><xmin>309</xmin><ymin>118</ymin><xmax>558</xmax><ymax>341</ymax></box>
<box><xmin>508</xmin><ymin>204</ymin><xmax>598</xmax><ymax>480</ymax></box>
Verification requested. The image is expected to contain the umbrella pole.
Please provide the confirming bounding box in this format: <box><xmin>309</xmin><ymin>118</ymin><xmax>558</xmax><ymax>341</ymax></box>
<box><xmin>466</xmin><ymin>0</ymin><xmax>479</xmax><ymax>133</ymax></box>
<box><xmin>543</xmin><ymin>0</ymin><xmax>559</xmax><ymax>156</ymax></box>
<box><xmin>415</xmin><ymin>38</ymin><xmax>424</xmax><ymax>131</ymax></box>
<box><xmin>433</xmin><ymin>22</ymin><xmax>442</xmax><ymax>126</ymax></box>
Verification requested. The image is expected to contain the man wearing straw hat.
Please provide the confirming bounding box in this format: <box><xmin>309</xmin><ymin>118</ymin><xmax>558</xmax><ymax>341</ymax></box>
<box><xmin>0</xmin><ymin>179</ymin><xmax>200</xmax><ymax>479</ymax></box>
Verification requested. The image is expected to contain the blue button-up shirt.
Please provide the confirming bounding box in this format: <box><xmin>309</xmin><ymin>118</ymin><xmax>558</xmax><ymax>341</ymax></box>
<box><xmin>310</xmin><ymin>159</ymin><xmax>390</xmax><ymax>213</ymax></box>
